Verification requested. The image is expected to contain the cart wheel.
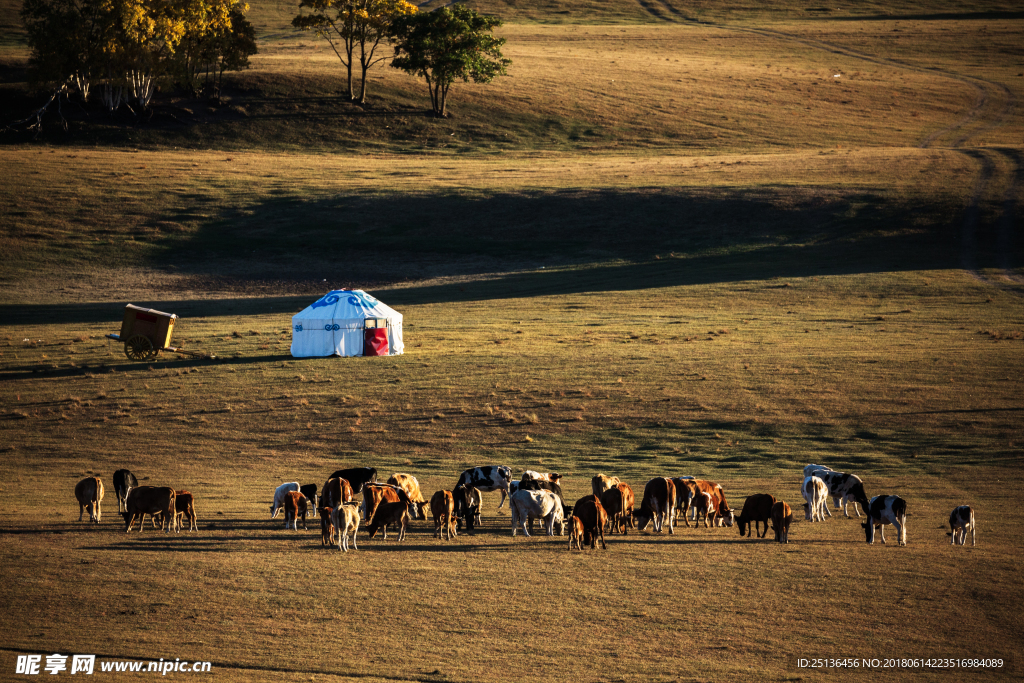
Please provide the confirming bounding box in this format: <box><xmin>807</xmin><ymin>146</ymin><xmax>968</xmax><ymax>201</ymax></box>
<box><xmin>125</xmin><ymin>335</ymin><xmax>154</xmax><ymax>361</ymax></box>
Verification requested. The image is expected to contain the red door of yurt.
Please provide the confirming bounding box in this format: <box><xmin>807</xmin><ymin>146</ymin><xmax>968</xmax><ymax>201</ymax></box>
<box><xmin>363</xmin><ymin>318</ymin><xmax>389</xmax><ymax>356</ymax></box>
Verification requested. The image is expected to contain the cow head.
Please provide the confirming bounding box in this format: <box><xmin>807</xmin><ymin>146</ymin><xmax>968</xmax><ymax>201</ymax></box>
<box><xmin>719</xmin><ymin>507</ymin><xmax>735</xmax><ymax>527</ymax></box>
<box><xmin>861</xmin><ymin>517</ymin><xmax>875</xmax><ymax>544</ymax></box>
<box><xmin>736</xmin><ymin>516</ymin><xmax>748</xmax><ymax>537</ymax></box>
<box><xmin>633</xmin><ymin>509</ymin><xmax>652</xmax><ymax>532</ymax></box>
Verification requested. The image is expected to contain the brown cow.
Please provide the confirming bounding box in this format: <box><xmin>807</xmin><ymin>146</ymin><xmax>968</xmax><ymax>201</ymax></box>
<box><xmin>362</xmin><ymin>484</ymin><xmax>403</xmax><ymax>538</ymax></box>
<box><xmin>320</xmin><ymin>477</ymin><xmax>354</xmax><ymax>512</ymax></box>
<box><xmin>678</xmin><ymin>479</ymin><xmax>734</xmax><ymax>528</ymax></box>
<box><xmin>591</xmin><ymin>474</ymin><xmax>620</xmax><ymax>499</ymax></box>
<box><xmin>692</xmin><ymin>491</ymin><xmax>715</xmax><ymax>528</ymax></box>
<box><xmin>320</xmin><ymin>506</ymin><xmax>336</xmax><ymax>546</ymax></box>
<box><xmin>75</xmin><ymin>476</ymin><xmax>104</xmax><ymax>524</ymax></box>
<box><xmin>430</xmin><ymin>490</ymin><xmax>456</xmax><ymax>541</ymax></box>
<box><xmin>600</xmin><ymin>482</ymin><xmax>635</xmax><ymax>534</ymax></box>
<box><xmin>567</xmin><ymin>515</ymin><xmax>584</xmax><ymax>551</ymax></box>
<box><xmin>522</xmin><ymin>470</ymin><xmax>563</xmax><ymax>486</ymax></box>
<box><xmin>366</xmin><ymin>488</ymin><xmax>412</xmax><ymax>541</ymax></box>
<box><xmin>736</xmin><ymin>493</ymin><xmax>777</xmax><ymax>538</ymax></box>
<box><xmin>332</xmin><ymin>503</ymin><xmax>360</xmax><ymax>551</ymax></box>
<box><xmin>123</xmin><ymin>486</ymin><xmax>175</xmax><ymax>533</ymax></box>
<box><xmin>771</xmin><ymin>501</ymin><xmax>793</xmax><ymax>543</ymax></box>
<box><xmin>284</xmin><ymin>491</ymin><xmax>308</xmax><ymax>530</ymax></box>
<box><xmin>388</xmin><ymin>473</ymin><xmax>430</xmax><ymax>521</ymax></box>
<box><xmin>156</xmin><ymin>490</ymin><xmax>197</xmax><ymax>533</ymax></box>
<box><xmin>572</xmin><ymin>495</ymin><xmax>608</xmax><ymax>550</ymax></box>
<box><xmin>634</xmin><ymin>477</ymin><xmax>676</xmax><ymax>534</ymax></box>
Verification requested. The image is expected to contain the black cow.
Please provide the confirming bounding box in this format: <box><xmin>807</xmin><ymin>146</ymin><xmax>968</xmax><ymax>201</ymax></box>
<box><xmin>113</xmin><ymin>469</ymin><xmax>138</xmax><ymax>514</ymax></box>
<box><xmin>453</xmin><ymin>484</ymin><xmax>481</xmax><ymax>531</ymax></box>
<box><xmin>300</xmin><ymin>483</ymin><xmax>318</xmax><ymax>519</ymax></box>
<box><xmin>329</xmin><ymin>468</ymin><xmax>377</xmax><ymax>494</ymax></box>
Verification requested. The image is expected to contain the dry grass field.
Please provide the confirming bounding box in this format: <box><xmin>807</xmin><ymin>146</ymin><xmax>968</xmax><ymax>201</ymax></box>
<box><xmin>1</xmin><ymin>0</ymin><xmax>1023</xmax><ymax>680</ymax></box>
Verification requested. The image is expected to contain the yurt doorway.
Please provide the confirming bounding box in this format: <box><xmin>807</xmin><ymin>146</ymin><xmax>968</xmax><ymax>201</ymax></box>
<box><xmin>364</xmin><ymin>318</ymin><xmax>389</xmax><ymax>357</ymax></box>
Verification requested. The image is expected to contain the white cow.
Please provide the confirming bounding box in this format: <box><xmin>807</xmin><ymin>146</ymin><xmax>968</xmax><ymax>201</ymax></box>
<box><xmin>510</xmin><ymin>489</ymin><xmax>565</xmax><ymax>537</ymax></box>
<box><xmin>332</xmin><ymin>503</ymin><xmax>360</xmax><ymax>552</ymax></box>
<box><xmin>270</xmin><ymin>482</ymin><xmax>300</xmax><ymax>519</ymax></box>
<box><xmin>948</xmin><ymin>505</ymin><xmax>975</xmax><ymax>546</ymax></box>
<box><xmin>863</xmin><ymin>495</ymin><xmax>908</xmax><ymax>546</ymax></box>
<box><xmin>522</xmin><ymin>470</ymin><xmax>563</xmax><ymax>485</ymax></box>
<box><xmin>801</xmin><ymin>475</ymin><xmax>829</xmax><ymax>522</ymax></box>
<box><xmin>803</xmin><ymin>464</ymin><xmax>833</xmax><ymax>478</ymax></box>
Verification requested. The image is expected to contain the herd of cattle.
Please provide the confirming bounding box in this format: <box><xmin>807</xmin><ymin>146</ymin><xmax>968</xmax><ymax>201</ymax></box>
<box><xmin>72</xmin><ymin>464</ymin><xmax>979</xmax><ymax>551</ymax></box>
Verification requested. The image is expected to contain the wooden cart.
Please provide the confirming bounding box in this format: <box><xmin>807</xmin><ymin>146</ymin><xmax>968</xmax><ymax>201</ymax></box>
<box><xmin>105</xmin><ymin>304</ymin><xmax>214</xmax><ymax>361</ymax></box>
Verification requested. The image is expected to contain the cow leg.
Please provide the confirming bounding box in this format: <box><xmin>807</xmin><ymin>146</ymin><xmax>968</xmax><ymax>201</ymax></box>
<box><xmin>823</xmin><ymin>500</ymin><xmax>832</xmax><ymax>518</ymax></box>
<box><xmin>598</xmin><ymin>523</ymin><xmax>607</xmax><ymax>550</ymax></box>
<box><xmin>896</xmin><ymin>518</ymin><xmax>906</xmax><ymax>546</ymax></box>
<box><xmin>498</xmin><ymin>486</ymin><xmax>508</xmax><ymax>510</ymax></box>
<box><xmin>971</xmin><ymin>523</ymin><xmax>976</xmax><ymax>547</ymax></box>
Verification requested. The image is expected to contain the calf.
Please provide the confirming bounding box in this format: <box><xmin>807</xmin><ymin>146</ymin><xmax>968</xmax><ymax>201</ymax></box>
<box><xmin>430</xmin><ymin>490</ymin><xmax>456</xmax><ymax>541</ymax></box>
<box><xmin>771</xmin><ymin>501</ymin><xmax>793</xmax><ymax>543</ymax></box>
<box><xmin>948</xmin><ymin>505</ymin><xmax>975</xmax><ymax>546</ymax></box>
<box><xmin>692</xmin><ymin>491</ymin><xmax>715</xmax><ymax>528</ymax></box>
<box><xmin>690</xmin><ymin>479</ymin><xmax>734</xmax><ymax>528</ymax></box>
<box><xmin>387</xmin><ymin>473</ymin><xmax>429</xmax><ymax>520</ymax></box>
<box><xmin>362</xmin><ymin>483</ymin><xmax>403</xmax><ymax>537</ymax></box>
<box><xmin>510</xmin><ymin>489</ymin><xmax>564</xmax><ymax>537</ymax></box>
<box><xmin>112</xmin><ymin>469</ymin><xmax>137</xmax><ymax>514</ymax></box>
<box><xmin>591</xmin><ymin>474</ymin><xmax>620</xmax><ymax>499</ymax></box>
<box><xmin>172</xmin><ymin>490</ymin><xmax>197</xmax><ymax>533</ymax></box>
<box><xmin>600</xmin><ymin>483</ymin><xmax>635</xmax><ymax>534</ymax></box>
<box><xmin>270</xmin><ymin>482</ymin><xmax>300</xmax><ymax>519</ymax></box>
<box><xmin>300</xmin><ymin>484</ymin><xmax>319</xmax><ymax>519</ymax></box>
<box><xmin>736</xmin><ymin>493</ymin><xmax>777</xmax><ymax>539</ymax></box>
<box><xmin>320</xmin><ymin>506</ymin><xmax>336</xmax><ymax>546</ymax></box>
<box><xmin>454</xmin><ymin>466</ymin><xmax>513</xmax><ymax>510</ymax></box>
<box><xmin>634</xmin><ymin>477</ymin><xmax>676</xmax><ymax>534</ymax></box>
<box><xmin>123</xmin><ymin>486</ymin><xmax>175</xmax><ymax>533</ymax></box>
<box><xmin>328</xmin><ymin>468</ymin><xmax>378</xmax><ymax>496</ymax></box>
<box><xmin>452</xmin><ymin>484</ymin><xmax>482</xmax><ymax>531</ymax></box>
<box><xmin>571</xmin><ymin>496</ymin><xmax>608</xmax><ymax>550</ymax></box>
<box><xmin>808</xmin><ymin>469</ymin><xmax>868</xmax><ymax>518</ymax></box>
<box><xmin>802</xmin><ymin>475</ymin><xmax>829</xmax><ymax>522</ymax></box>
<box><xmin>567</xmin><ymin>515</ymin><xmax>584</xmax><ymax>551</ymax></box>
<box><xmin>366</xmin><ymin>488</ymin><xmax>412</xmax><ymax>542</ymax></box>
<box><xmin>671</xmin><ymin>476</ymin><xmax>696</xmax><ymax>523</ymax></box>
<box><xmin>862</xmin><ymin>495</ymin><xmax>908</xmax><ymax>546</ymax></box>
<box><xmin>332</xmin><ymin>503</ymin><xmax>360</xmax><ymax>552</ymax></box>
<box><xmin>284</xmin><ymin>491</ymin><xmax>308</xmax><ymax>530</ymax></box>
<box><xmin>75</xmin><ymin>476</ymin><xmax>104</xmax><ymax>524</ymax></box>
<box><xmin>321</xmin><ymin>477</ymin><xmax>355</xmax><ymax>512</ymax></box>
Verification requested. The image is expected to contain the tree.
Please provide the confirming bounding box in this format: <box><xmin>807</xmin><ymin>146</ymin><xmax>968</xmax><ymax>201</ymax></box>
<box><xmin>390</xmin><ymin>5</ymin><xmax>510</xmax><ymax>118</ymax></box>
<box><xmin>293</xmin><ymin>0</ymin><xmax>415</xmax><ymax>103</ymax></box>
<box><xmin>172</xmin><ymin>0</ymin><xmax>257</xmax><ymax>96</ymax></box>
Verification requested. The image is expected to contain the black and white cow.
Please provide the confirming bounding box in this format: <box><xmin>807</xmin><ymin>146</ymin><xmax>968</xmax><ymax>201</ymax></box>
<box><xmin>862</xmin><ymin>495</ymin><xmax>908</xmax><ymax>546</ymax></box>
<box><xmin>452</xmin><ymin>484</ymin><xmax>482</xmax><ymax>531</ymax></box>
<box><xmin>113</xmin><ymin>468</ymin><xmax>138</xmax><ymax>514</ymax></box>
<box><xmin>454</xmin><ymin>466</ymin><xmax>512</xmax><ymax>510</ymax></box>
<box><xmin>948</xmin><ymin>505</ymin><xmax>975</xmax><ymax>546</ymax></box>
<box><xmin>806</xmin><ymin>469</ymin><xmax>868</xmax><ymax>518</ymax></box>
<box><xmin>803</xmin><ymin>464</ymin><xmax>833</xmax><ymax>478</ymax></box>
<box><xmin>328</xmin><ymin>468</ymin><xmax>377</xmax><ymax>495</ymax></box>
<box><xmin>300</xmin><ymin>483</ymin><xmax>319</xmax><ymax>519</ymax></box>
<box><xmin>510</xmin><ymin>489</ymin><xmax>565</xmax><ymax>537</ymax></box>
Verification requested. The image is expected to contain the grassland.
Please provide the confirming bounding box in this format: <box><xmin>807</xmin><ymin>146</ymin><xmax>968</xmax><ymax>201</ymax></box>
<box><xmin>1</xmin><ymin>0</ymin><xmax>1023</xmax><ymax>680</ymax></box>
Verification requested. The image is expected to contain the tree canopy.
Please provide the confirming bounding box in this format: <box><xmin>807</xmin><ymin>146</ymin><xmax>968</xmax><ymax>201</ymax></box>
<box><xmin>390</xmin><ymin>5</ymin><xmax>510</xmax><ymax>118</ymax></box>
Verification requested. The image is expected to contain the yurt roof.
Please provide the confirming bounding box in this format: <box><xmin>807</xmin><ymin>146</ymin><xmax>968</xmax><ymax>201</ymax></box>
<box><xmin>292</xmin><ymin>290</ymin><xmax>402</xmax><ymax>321</ymax></box>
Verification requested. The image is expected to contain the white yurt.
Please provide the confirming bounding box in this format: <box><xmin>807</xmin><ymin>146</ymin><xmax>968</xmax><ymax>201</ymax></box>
<box><xmin>290</xmin><ymin>290</ymin><xmax>404</xmax><ymax>358</ymax></box>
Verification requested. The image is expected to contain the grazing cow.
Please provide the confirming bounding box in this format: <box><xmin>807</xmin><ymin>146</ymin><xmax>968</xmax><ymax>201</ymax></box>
<box><xmin>284</xmin><ymin>491</ymin><xmax>308</xmax><ymax>530</ymax></box>
<box><xmin>332</xmin><ymin>503</ymin><xmax>360</xmax><ymax>552</ymax></box>
<box><xmin>862</xmin><ymin>495</ymin><xmax>908</xmax><ymax>546</ymax></box>
<box><xmin>300</xmin><ymin>484</ymin><xmax>319</xmax><ymax>519</ymax></box>
<box><xmin>736</xmin><ymin>494</ymin><xmax>778</xmax><ymax>539</ymax></box>
<box><xmin>453</xmin><ymin>484</ymin><xmax>483</xmax><ymax>531</ymax></box>
<box><xmin>362</xmin><ymin>483</ymin><xmax>403</xmax><ymax>537</ymax></box>
<box><xmin>320</xmin><ymin>506</ymin><xmax>336</xmax><ymax>546</ymax></box>
<box><xmin>805</xmin><ymin>468</ymin><xmax>868</xmax><ymax>517</ymax></box>
<box><xmin>634</xmin><ymin>477</ymin><xmax>676</xmax><ymax>534</ymax></box>
<box><xmin>522</xmin><ymin>470</ymin><xmax>563</xmax><ymax>486</ymax></box>
<box><xmin>430</xmin><ymin>490</ymin><xmax>456</xmax><ymax>540</ymax></box>
<box><xmin>328</xmin><ymin>468</ymin><xmax>378</xmax><ymax>496</ymax></box>
<box><xmin>123</xmin><ymin>486</ymin><xmax>175</xmax><ymax>533</ymax></box>
<box><xmin>74</xmin><ymin>476</ymin><xmax>104</xmax><ymax>524</ymax></box>
<box><xmin>571</xmin><ymin>496</ymin><xmax>608</xmax><ymax>550</ymax></box>
<box><xmin>112</xmin><ymin>469</ymin><xmax>137</xmax><ymax>514</ymax></box>
<box><xmin>684</xmin><ymin>479</ymin><xmax>734</xmax><ymax>528</ymax></box>
<box><xmin>321</xmin><ymin>477</ymin><xmax>355</xmax><ymax>512</ymax></box>
<box><xmin>270</xmin><ymin>482</ymin><xmax>300</xmax><ymax>519</ymax></box>
<box><xmin>770</xmin><ymin>501</ymin><xmax>793</xmax><ymax>543</ymax></box>
<box><xmin>591</xmin><ymin>474</ymin><xmax>621</xmax><ymax>499</ymax></box>
<box><xmin>948</xmin><ymin>505</ymin><xmax>976</xmax><ymax>546</ymax></box>
<box><xmin>387</xmin><ymin>473</ymin><xmax>429</xmax><ymax>520</ymax></box>
<box><xmin>671</xmin><ymin>477</ymin><xmax>696</xmax><ymax>522</ymax></box>
<box><xmin>600</xmin><ymin>483</ymin><xmax>635</xmax><ymax>535</ymax></box>
<box><xmin>803</xmin><ymin>464</ymin><xmax>833</xmax><ymax>478</ymax></box>
<box><xmin>802</xmin><ymin>475</ymin><xmax>829</xmax><ymax>522</ymax></box>
<box><xmin>366</xmin><ymin>488</ymin><xmax>412</xmax><ymax>541</ymax></box>
<box><xmin>567</xmin><ymin>515</ymin><xmax>584</xmax><ymax>550</ymax></box>
<box><xmin>454</xmin><ymin>466</ymin><xmax>513</xmax><ymax>510</ymax></box>
<box><xmin>510</xmin><ymin>489</ymin><xmax>565</xmax><ymax>537</ymax></box>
